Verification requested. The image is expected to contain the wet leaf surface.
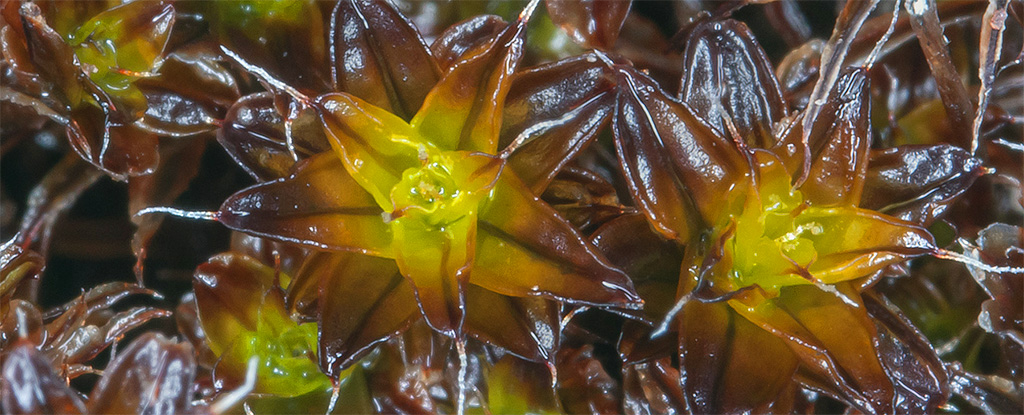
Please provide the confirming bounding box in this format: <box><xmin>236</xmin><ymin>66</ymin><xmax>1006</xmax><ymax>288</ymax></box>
<box><xmin>679</xmin><ymin>19</ymin><xmax>786</xmax><ymax>148</ymax></box>
<box><xmin>217</xmin><ymin>92</ymin><xmax>330</xmax><ymax>181</ymax></box>
<box><xmin>545</xmin><ymin>0</ymin><xmax>631</xmax><ymax>50</ymax></box>
<box><xmin>861</xmin><ymin>145</ymin><xmax>985</xmax><ymax>226</ymax></box>
<box><xmin>330</xmin><ymin>0</ymin><xmax>441</xmax><ymax>120</ymax></box>
<box><xmin>501</xmin><ymin>53</ymin><xmax>618</xmax><ymax>193</ymax></box>
<box><xmin>88</xmin><ymin>333</ymin><xmax>197</xmax><ymax>414</ymax></box>
<box><xmin>1</xmin><ymin>340</ymin><xmax>86</xmax><ymax>414</ymax></box>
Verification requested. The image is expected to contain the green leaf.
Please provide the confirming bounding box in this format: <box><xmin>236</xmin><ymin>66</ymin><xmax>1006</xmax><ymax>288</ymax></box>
<box><xmin>411</xmin><ymin>13</ymin><xmax>526</xmax><ymax>153</ymax></box>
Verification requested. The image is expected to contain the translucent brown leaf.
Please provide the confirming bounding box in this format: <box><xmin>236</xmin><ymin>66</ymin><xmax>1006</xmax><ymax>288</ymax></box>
<box><xmin>545</xmin><ymin>0</ymin><xmax>632</xmax><ymax>50</ymax></box>
<box><xmin>431</xmin><ymin>15</ymin><xmax>508</xmax><ymax>74</ymax></box>
<box><xmin>679</xmin><ymin>19</ymin><xmax>787</xmax><ymax>148</ymax></box>
<box><xmin>800</xmin><ymin>68</ymin><xmax>871</xmax><ymax>206</ymax></box>
<box><xmin>591</xmin><ymin>213</ymin><xmax>682</xmax><ymax>323</ymax></box>
<box><xmin>129</xmin><ymin>138</ymin><xmax>208</xmax><ymax>282</ymax></box>
<box><xmin>864</xmin><ymin>292</ymin><xmax>950</xmax><ymax>413</ymax></box>
<box><xmin>218</xmin><ymin>92</ymin><xmax>329</xmax><ymax>181</ymax></box>
<box><xmin>330</xmin><ymin>0</ymin><xmax>441</xmax><ymax>120</ymax></box>
<box><xmin>135</xmin><ymin>45</ymin><xmax>241</xmax><ymax>137</ymax></box>
<box><xmin>487</xmin><ymin>356</ymin><xmax>562</xmax><ymax>413</ymax></box>
<box><xmin>801</xmin><ymin>0</ymin><xmax>879</xmax><ymax>147</ymax></box>
<box><xmin>622</xmin><ymin>358</ymin><xmax>685</xmax><ymax>415</ymax></box>
<box><xmin>906</xmin><ymin>0</ymin><xmax>975</xmax><ymax>150</ymax></box>
<box><xmin>861</xmin><ymin>144</ymin><xmax>985</xmax><ymax>226</ymax></box>
<box><xmin>192</xmin><ymin>253</ymin><xmax>286</xmax><ymax>355</ymax></box>
<box><xmin>0</xmin><ymin>240</ymin><xmax>43</xmax><ymax>300</ymax></box>
<box><xmin>464</xmin><ymin>285</ymin><xmax>559</xmax><ymax>362</ymax></box>
<box><xmin>0</xmin><ymin>341</ymin><xmax>86</xmax><ymax>415</ymax></box>
<box><xmin>679</xmin><ymin>291</ymin><xmax>799</xmax><ymax>413</ymax></box>
<box><xmin>306</xmin><ymin>251</ymin><xmax>418</xmax><ymax>376</ymax></box>
<box><xmin>541</xmin><ymin>166</ymin><xmax>625</xmax><ymax>233</ymax></box>
<box><xmin>501</xmin><ymin>53</ymin><xmax>617</xmax><ymax>193</ymax></box>
<box><xmin>731</xmin><ymin>283</ymin><xmax>894</xmax><ymax>413</ymax></box>
<box><xmin>555</xmin><ymin>344</ymin><xmax>621</xmax><ymax>414</ymax></box>
<box><xmin>217</xmin><ymin>152</ymin><xmax>391</xmax><ymax>255</ymax></box>
<box><xmin>87</xmin><ymin>333</ymin><xmax>197</xmax><ymax>414</ymax></box>
<box><xmin>613</xmin><ymin>65</ymin><xmax>747</xmax><ymax>235</ymax></box>
<box><xmin>474</xmin><ymin>172</ymin><xmax>641</xmax><ymax>309</ymax></box>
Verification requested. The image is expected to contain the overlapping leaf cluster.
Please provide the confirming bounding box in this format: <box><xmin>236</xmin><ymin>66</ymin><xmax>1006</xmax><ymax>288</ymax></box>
<box><xmin>1</xmin><ymin>0</ymin><xmax>1022</xmax><ymax>414</ymax></box>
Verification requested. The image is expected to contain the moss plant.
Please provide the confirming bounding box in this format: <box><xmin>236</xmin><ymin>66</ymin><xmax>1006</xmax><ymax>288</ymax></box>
<box><xmin>2</xmin><ymin>1</ymin><xmax>1022</xmax><ymax>414</ymax></box>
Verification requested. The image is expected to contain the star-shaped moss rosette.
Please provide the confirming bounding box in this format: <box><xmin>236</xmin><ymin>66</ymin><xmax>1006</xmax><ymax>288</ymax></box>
<box><xmin>7</xmin><ymin>1</ymin><xmax>239</xmax><ymax>181</ymax></box>
<box><xmin>606</xmin><ymin>19</ymin><xmax>995</xmax><ymax>413</ymax></box>
<box><xmin>213</xmin><ymin>4</ymin><xmax>641</xmax><ymax>378</ymax></box>
<box><xmin>192</xmin><ymin>252</ymin><xmax>333</xmax><ymax>398</ymax></box>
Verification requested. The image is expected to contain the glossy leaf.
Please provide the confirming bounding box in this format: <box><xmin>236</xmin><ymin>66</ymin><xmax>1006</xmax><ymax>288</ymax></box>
<box><xmin>612</xmin><ymin>13</ymin><xmax>682</xmax><ymax>92</ymax></box>
<box><xmin>730</xmin><ymin>283</ymin><xmax>894</xmax><ymax>414</ymax></box>
<box><xmin>88</xmin><ymin>334</ymin><xmax>197</xmax><ymax>414</ymax></box>
<box><xmin>678</xmin><ymin>276</ymin><xmax>799</xmax><ymax>413</ymax></box>
<box><xmin>66</xmin><ymin>105</ymin><xmax>161</xmax><ymax>179</ymax></box>
<box><xmin>764</xmin><ymin>0</ymin><xmax>812</xmax><ymax>48</ymax></box>
<box><xmin>970</xmin><ymin>223</ymin><xmax>1023</xmax><ymax>343</ymax></box>
<box><xmin>545</xmin><ymin>0</ymin><xmax>631</xmax><ymax>50</ymax></box>
<box><xmin>800</xmin><ymin>68</ymin><xmax>871</xmax><ymax>206</ymax></box>
<box><xmin>38</xmin><ymin>282</ymin><xmax>170</xmax><ymax>368</ymax></box>
<box><xmin>541</xmin><ymin>166</ymin><xmax>624</xmax><ymax>232</ymax></box>
<box><xmin>0</xmin><ymin>300</ymin><xmax>45</xmax><ymax>347</ymax></box>
<box><xmin>864</xmin><ymin>292</ymin><xmax>950</xmax><ymax>413</ymax></box>
<box><xmin>129</xmin><ymin>138</ymin><xmax>208</xmax><ymax>282</ymax></box>
<box><xmin>218</xmin><ymin>92</ymin><xmax>330</xmax><ymax>181</ymax></box>
<box><xmin>206</xmin><ymin>0</ymin><xmax>329</xmax><ymax>92</ymax></box>
<box><xmin>948</xmin><ymin>364</ymin><xmax>1023</xmax><ymax>414</ymax></box>
<box><xmin>861</xmin><ymin>145</ymin><xmax>985</xmax><ymax>225</ymax></box>
<box><xmin>330</xmin><ymin>0</ymin><xmax>441</xmax><ymax>120</ymax></box>
<box><xmin>218</xmin><ymin>152</ymin><xmax>392</xmax><ymax>256</ymax></box>
<box><xmin>0</xmin><ymin>341</ymin><xmax>86</xmax><ymax>415</ymax></box>
<box><xmin>0</xmin><ymin>240</ymin><xmax>43</xmax><ymax>300</ymax></box>
<box><xmin>19</xmin><ymin>2</ymin><xmax>91</xmax><ymax>109</ymax></box>
<box><xmin>193</xmin><ymin>252</ymin><xmax>330</xmax><ymax>396</ymax></box>
<box><xmin>242</xmin><ymin>366</ymin><xmax>375</xmax><ymax>415</ymax></box>
<box><xmin>393</xmin><ymin>211</ymin><xmax>474</xmax><ymax>335</ymax></box>
<box><xmin>464</xmin><ymin>285</ymin><xmax>559</xmax><ymax>362</ymax></box>
<box><xmin>431</xmin><ymin>15</ymin><xmax>508</xmax><ymax>73</ymax></box>
<box><xmin>42</xmin><ymin>282</ymin><xmax>159</xmax><ymax>324</ymax></box>
<box><xmin>411</xmin><ymin>12</ymin><xmax>526</xmax><ymax>153</ymax></box>
<box><xmin>45</xmin><ymin>306</ymin><xmax>173</xmax><ymax>369</ymax></box>
<box><xmin>66</xmin><ymin>1</ymin><xmax>175</xmax><ymax>120</ymax></box>
<box><xmin>315</xmin><ymin>92</ymin><xmax>422</xmax><ymax>207</ymax></box>
<box><xmin>613</xmin><ymin>64</ymin><xmax>748</xmax><ymax>236</ymax></box>
<box><xmin>591</xmin><ymin>213</ymin><xmax>682</xmax><ymax>323</ymax></box>
<box><xmin>475</xmin><ymin>172</ymin><xmax>641</xmax><ymax>308</ymax></box>
<box><xmin>775</xmin><ymin>39</ymin><xmax>824</xmax><ymax>111</ymax></box>
<box><xmin>307</xmin><ymin>251</ymin><xmax>418</xmax><ymax>376</ymax></box>
<box><xmin>135</xmin><ymin>45</ymin><xmax>241</xmax><ymax>137</ymax></box>
<box><xmin>363</xmin><ymin>328</ymin><xmax>446</xmax><ymax>413</ymax></box>
<box><xmin>555</xmin><ymin>344</ymin><xmax>621</xmax><ymax>414</ymax></box>
<box><xmin>175</xmin><ymin>293</ymin><xmax>218</xmax><ymax>369</ymax></box>
<box><xmin>773</xmin><ymin>68</ymin><xmax>869</xmax><ymax>184</ymax></box>
<box><xmin>501</xmin><ymin>53</ymin><xmax>617</xmax><ymax>192</ymax></box>
<box><xmin>193</xmin><ymin>253</ymin><xmax>286</xmax><ymax>356</ymax></box>
<box><xmin>800</xmin><ymin>0</ymin><xmax>879</xmax><ymax>147</ymax></box>
<box><xmin>679</xmin><ymin>19</ymin><xmax>787</xmax><ymax>148</ymax></box>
